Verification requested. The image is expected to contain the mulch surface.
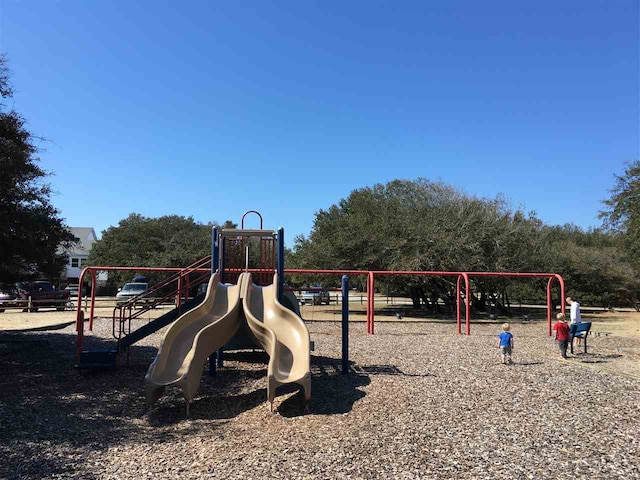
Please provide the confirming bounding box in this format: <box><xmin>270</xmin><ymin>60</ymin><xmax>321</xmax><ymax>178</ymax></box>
<box><xmin>0</xmin><ymin>319</ymin><xmax>638</xmax><ymax>479</ymax></box>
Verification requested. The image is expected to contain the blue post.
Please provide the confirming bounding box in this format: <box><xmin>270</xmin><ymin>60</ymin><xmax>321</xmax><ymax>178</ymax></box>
<box><xmin>217</xmin><ymin>348</ymin><xmax>224</xmax><ymax>368</ymax></box>
<box><xmin>277</xmin><ymin>227</ymin><xmax>284</xmax><ymax>303</ymax></box>
<box><xmin>341</xmin><ymin>275</ymin><xmax>349</xmax><ymax>375</ymax></box>
<box><xmin>212</xmin><ymin>227</ymin><xmax>219</xmax><ymax>274</ymax></box>
<box><xmin>208</xmin><ymin>351</ymin><xmax>217</xmax><ymax>376</ymax></box>
<box><xmin>210</xmin><ymin>227</ymin><xmax>220</xmax><ymax>375</ymax></box>
<box><xmin>220</xmin><ymin>237</ymin><xmax>226</xmax><ymax>284</ymax></box>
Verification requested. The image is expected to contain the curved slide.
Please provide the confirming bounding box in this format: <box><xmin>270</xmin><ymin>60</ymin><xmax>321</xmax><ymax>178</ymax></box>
<box><xmin>243</xmin><ymin>273</ymin><xmax>311</xmax><ymax>410</ymax></box>
<box><xmin>144</xmin><ymin>272</ymin><xmax>248</xmax><ymax>410</ymax></box>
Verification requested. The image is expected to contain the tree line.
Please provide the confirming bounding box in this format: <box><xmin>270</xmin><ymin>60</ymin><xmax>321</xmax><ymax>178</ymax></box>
<box><xmin>86</xmin><ymin>215</ymin><xmax>237</xmax><ymax>288</ymax></box>
<box><xmin>287</xmin><ymin>177</ymin><xmax>640</xmax><ymax>311</ymax></box>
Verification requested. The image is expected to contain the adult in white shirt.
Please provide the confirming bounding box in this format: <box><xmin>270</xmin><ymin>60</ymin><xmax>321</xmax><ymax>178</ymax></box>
<box><xmin>566</xmin><ymin>296</ymin><xmax>583</xmax><ymax>347</ymax></box>
<box><xmin>566</xmin><ymin>297</ymin><xmax>581</xmax><ymax>324</ymax></box>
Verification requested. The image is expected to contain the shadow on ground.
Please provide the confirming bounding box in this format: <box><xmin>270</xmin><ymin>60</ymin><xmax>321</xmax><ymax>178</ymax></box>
<box><xmin>0</xmin><ymin>331</ymin><xmax>381</xmax><ymax>476</ymax></box>
<box><xmin>0</xmin><ymin>331</ymin><xmax>153</xmax><ymax>479</ymax></box>
<box><xmin>574</xmin><ymin>352</ymin><xmax>623</xmax><ymax>364</ymax></box>
<box><xmin>213</xmin><ymin>351</ymin><xmax>372</xmax><ymax>419</ymax></box>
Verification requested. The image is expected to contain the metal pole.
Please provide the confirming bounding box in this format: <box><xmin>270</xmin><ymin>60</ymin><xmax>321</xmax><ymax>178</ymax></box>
<box><xmin>366</xmin><ymin>274</ymin><xmax>371</xmax><ymax>333</ymax></box>
<box><xmin>557</xmin><ymin>274</ymin><xmax>566</xmax><ymax>316</ymax></box>
<box><xmin>89</xmin><ymin>269</ymin><xmax>97</xmax><ymax>331</ymax></box>
<box><xmin>277</xmin><ymin>228</ymin><xmax>284</xmax><ymax>303</ymax></box>
<box><xmin>75</xmin><ymin>266</ymin><xmax>87</xmax><ymax>332</ymax></box>
<box><xmin>217</xmin><ymin>348</ymin><xmax>224</xmax><ymax>368</ymax></box>
<box><xmin>220</xmin><ymin>238</ymin><xmax>226</xmax><ymax>284</ymax></box>
<box><xmin>212</xmin><ymin>227</ymin><xmax>219</xmax><ymax>274</ymax></box>
<box><xmin>546</xmin><ymin>277</ymin><xmax>554</xmax><ymax>336</ymax></box>
<box><xmin>209</xmin><ymin>351</ymin><xmax>217</xmax><ymax>377</ymax></box>
<box><xmin>368</xmin><ymin>272</ymin><xmax>376</xmax><ymax>334</ymax></box>
<box><xmin>462</xmin><ymin>273</ymin><xmax>471</xmax><ymax>335</ymax></box>
<box><xmin>342</xmin><ymin>275</ymin><xmax>349</xmax><ymax>374</ymax></box>
<box><xmin>76</xmin><ymin>310</ymin><xmax>84</xmax><ymax>358</ymax></box>
<box><xmin>456</xmin><ymin>275</ymin><xmax>462</xmax><ymax>335</ymax></box>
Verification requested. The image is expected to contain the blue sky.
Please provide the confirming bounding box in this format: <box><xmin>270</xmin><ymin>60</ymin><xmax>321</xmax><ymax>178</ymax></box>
<box><xmin>1</xmin><ymin>1</ymin><xmax>638</xmax><ymax>245</ymax></box>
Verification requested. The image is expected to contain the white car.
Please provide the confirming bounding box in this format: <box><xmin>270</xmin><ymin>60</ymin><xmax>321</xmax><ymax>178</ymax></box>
<box><xmin>116</xmin><ymin>282</ymin><xmax>149</xmax><ymax>305</ymax></box>
<box><xmin>65</xmin><ymin>284</ymin><xmax>80</xmax><ymax>296</ymax></box>
<box><xmin>301</xmin><ymin>288</ymin><xmax>330</xmax><ymax>305</ymax></box>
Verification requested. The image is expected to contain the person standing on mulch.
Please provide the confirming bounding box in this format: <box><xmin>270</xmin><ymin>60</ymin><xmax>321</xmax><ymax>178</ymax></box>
<box><xmin>567</xmin><ymin>296</ymin><xmax>583</xmax><ymax>346</ymax></box>
<box><xmin>566</xmin><ymin>297</ymin><xmax>582</xmax><ymax>324</ymax></box>
<box><xmin>552</xmin><ymin>313</ymin><xmax>570</xmax><ymax>359</ymax></box>
<box><xmin>498</xmin><ymin>323</ymin><xmax>514</xmax><ymax>365</ymax></box>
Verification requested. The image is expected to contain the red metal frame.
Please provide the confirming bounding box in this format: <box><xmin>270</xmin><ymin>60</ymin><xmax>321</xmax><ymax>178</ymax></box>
<box><xmin>287</xmin><ymin>269</ymin><xmax>565</xmax><ymax>336</ymax></box>
<box><xmin>76</xmin><ymin>264</ymin><xmax>565</xmax><ymax>357</ymax></box>
<box><xmin>75</xmin><ymin>260</ymin><xmax>211</xmax><ymax>355</ymax></box>
<box><xmin>463</xmin><ymin>272</ymin><xmax>565</xmax><ymax>335</ymax></box>
<box><xmin>112</xmin><ymin>256</ymin><xmax>212</xmax><ymax>348</ymax></box>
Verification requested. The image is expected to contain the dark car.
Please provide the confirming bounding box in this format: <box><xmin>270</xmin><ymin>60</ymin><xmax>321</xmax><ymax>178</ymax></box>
<box><xmin>14</xmin><ymin>281</ymin><xmax>70</xmax><ymax>312</ymax></box>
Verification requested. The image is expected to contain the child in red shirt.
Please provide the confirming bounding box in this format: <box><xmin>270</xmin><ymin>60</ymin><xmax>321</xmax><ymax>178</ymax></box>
<box><xmin>552</xmin><ymin>313</ymin><xmax>571</xmax><ymax>359</ymax></box>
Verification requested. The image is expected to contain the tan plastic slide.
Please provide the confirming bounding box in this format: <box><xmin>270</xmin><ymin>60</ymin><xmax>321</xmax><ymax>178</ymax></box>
<box><xmin>144</xmin><ymin>272</ymin><xmax>247</xmax><ymax>411</ymax></box>
<box><xmin>144</xmin><ymin>271</ymin><xmax>312</xmax><ymax>414</ymax></box>
<box><xmin>243</xmin><ymin>273</ymin><xmax>311</xmax><ymax>410</ymax></box>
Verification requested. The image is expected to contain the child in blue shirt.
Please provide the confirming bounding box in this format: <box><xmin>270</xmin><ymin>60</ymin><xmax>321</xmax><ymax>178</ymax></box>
<box><xmin>499</xmin><ymin>323</ymin><xmax>514</xmax><ymax>365</ymax></box>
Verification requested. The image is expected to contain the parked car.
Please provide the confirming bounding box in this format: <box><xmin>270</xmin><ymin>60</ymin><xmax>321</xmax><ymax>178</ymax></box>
<box><xmin>0</xmin><ymin>284</ymin><xmax>17</xmax><ymax>313</ymax></box>
<box><xmin>65</xmin><ymin>284</ymin><xmax>80</xmax><ymax>296</ymax></box>
<box><xmin>116</xmin><ymin>282</ymin><xmax>150</xmax><ymax>305</ymax></box>
<box><xmin>301</xmin><ymin>287</ymin><xmax>331</xmax><ymax>305</ymax></box>
<box><xmin>14</xmin><ymin>281</ymin><xmax>70</xmax><ymax>312</ymax></box>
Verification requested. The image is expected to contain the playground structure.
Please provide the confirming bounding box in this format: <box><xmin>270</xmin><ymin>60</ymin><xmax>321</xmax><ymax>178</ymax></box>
<box><xmin>144</xmin><ymin>220</ymin><xmax>311</xmax><ymax>413</ymax></box>
<box><xmin>73</xmin><ymin>211</ymin><xmax>566</xmax><ymax>411</ymax></box>
<box><xmin>75</xmin><ymin>212</ymin><xmax>313</xmax><ymax>412</ymax></box>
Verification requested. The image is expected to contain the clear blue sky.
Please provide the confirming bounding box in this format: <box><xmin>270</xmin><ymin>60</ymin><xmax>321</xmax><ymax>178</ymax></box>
<box><xmin>1</xmin><ymin>1</ymin><xmax>638</xmax><ymax>244</ymax></box>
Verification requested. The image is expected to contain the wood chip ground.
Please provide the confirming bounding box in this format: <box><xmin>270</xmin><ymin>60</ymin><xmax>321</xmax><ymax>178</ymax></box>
<box><xmin>1</xmin><ymin>317</ymin><xmax>638</xmax><ymax>479</ymax></box>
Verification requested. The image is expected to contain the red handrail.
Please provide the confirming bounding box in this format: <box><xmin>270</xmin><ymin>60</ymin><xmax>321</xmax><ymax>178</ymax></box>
<box><xmin>114</xmin><ymin>256</ymin><xmax>211</xmax><ymax>311</ymax></box>
<box><xmin>112</xmin><ymin>256</ymin><xmax>212</xmax><ymax>343</ymax></box>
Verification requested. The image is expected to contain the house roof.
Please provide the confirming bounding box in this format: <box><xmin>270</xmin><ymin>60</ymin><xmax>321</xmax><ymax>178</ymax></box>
<box><xmin>67</xmin><ymin>227</ymin><xmax>98</xmax><ymax>255</ymax></box>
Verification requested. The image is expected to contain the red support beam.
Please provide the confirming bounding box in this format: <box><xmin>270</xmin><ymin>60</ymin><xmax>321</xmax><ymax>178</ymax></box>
<box><xmin>462</xmin><ymin>273</ymin><xmax>471</xmax><ymax>335</ymax></box>
<box><xmin>456</xmin><ymin>275</ymin><xmax>462</xmax><ymax>334</ymax></box>
<box><xmin>546</xmin><ymin>277</ymin><xmax>554</xmax><ymax>336</ymax></box>
<box><xmin>88</xmin><ymin>269</ymin><xmax>97</xmax><ymax>331</ymax></box>
<box><xmin>368</xmin><ymin>272</ymin><xmax>375</xmax><ymax>334</ymax></box>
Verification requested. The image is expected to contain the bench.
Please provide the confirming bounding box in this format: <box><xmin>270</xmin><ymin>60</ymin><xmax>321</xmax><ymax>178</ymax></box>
<box><xmin>569</xmin><ymin>322</ymin><xmax>592</xmax><ymax>354</ymax></box>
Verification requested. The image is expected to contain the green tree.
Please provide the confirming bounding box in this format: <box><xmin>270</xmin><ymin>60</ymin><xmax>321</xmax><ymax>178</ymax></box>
<box><xmin>601</xmin><ymin>160</ymin><xmax>640</xmax><ymax>267</ymax></box>
<box><xmin>87</xmin><ymin>214</ymin><xmax>232</xmax><ymax>286</ymax></box>
<box><xmin>289</xmin><ymin>179</ymin><xmax>548</xmax><ymax>310</ymax></box>
<box><xmin>0</xmin><ymin>54</ymin><xmax>76</xmax><ymax>283</ymax></box>
<box><xmin>290</xmin><ymin>178</ymin><xmax>638</xmax><ymax>310</ymax></box>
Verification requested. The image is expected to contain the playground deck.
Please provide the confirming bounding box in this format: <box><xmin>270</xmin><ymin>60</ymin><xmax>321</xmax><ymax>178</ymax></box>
<box><xmin>0</xmin><ymin>315</ymin><xmax>638</xmax><ymax>479</ymax></box>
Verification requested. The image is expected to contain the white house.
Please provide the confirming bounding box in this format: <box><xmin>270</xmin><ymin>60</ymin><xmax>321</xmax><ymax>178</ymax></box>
<box><xmin>63</xmin><ymin>227</ymin><xmax>99</xmax><ymax>282</ymax></box>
